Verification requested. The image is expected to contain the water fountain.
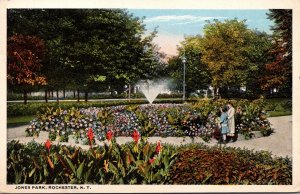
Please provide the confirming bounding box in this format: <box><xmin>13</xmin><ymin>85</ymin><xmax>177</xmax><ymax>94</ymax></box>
<box><xmin>139</xmin><ymin>80</ymin><xmax>168</xmax><ymax>104</ymax></box>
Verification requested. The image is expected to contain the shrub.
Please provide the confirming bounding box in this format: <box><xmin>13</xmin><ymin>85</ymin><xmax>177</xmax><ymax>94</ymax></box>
<box><xmin>7</xmin><ymin>101</ymin><xmax>145</xmax><ymax>117</ymax></box>
<box><xmin>237</xmin><ymin>104</ymin><xmax>273</xmax><ymax>139</ymax></box>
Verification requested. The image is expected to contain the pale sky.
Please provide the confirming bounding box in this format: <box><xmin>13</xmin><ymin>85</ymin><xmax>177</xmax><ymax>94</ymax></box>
<box><xmin>129</xmin><ymin>9</ymin><xmax>274</xmax><ymax>56</ymax></box>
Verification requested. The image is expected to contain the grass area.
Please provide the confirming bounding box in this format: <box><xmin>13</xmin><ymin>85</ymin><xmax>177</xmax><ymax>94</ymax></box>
<box><xmin>264</xmin><ymin>98</ymin><xmax>292</xmax><ymax>117</ymax></box>
<box><xmin>265</xmin><ymin>98</ymin><xmax>291</xmax><ymax>103</ymax></box>
<box><xmin>267</xmin><ymin>110</ymin><xmax>292</xmax><ymax>117</ymax></box>
<box><xmin>7</xmin><ymin>115</ymin><xmax>35</xmax><ymax>128</ymax></box>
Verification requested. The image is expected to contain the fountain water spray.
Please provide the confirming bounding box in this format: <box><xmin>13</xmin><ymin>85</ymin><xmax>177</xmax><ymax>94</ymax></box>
<box><xmin>138</xmin><ymin>80</ymin><xmax>169</xmax><ymax>104</ymax></box>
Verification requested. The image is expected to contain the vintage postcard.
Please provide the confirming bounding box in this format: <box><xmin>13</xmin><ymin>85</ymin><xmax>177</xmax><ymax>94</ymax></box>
<box><xmin>1</xmin><ymin>0</ymin><xmax>299</xmax><ymax>193</ymax></box>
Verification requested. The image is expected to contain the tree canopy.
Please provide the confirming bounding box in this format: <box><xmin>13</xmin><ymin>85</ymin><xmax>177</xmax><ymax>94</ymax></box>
<box><xmin>170</xmin><ymin>19</ymin><xmax>273</xmax><ymax>98</ymax></box>
<box><xmin>200</xmin><ymin>19</ymin><xmax>255</xmax><ymax>95</ymax></box>
<box><xmin>7</xmin><ymin>34</ymin><xmax>47</xmax><ymax>103</ymax></box>
<box><xmin>7</xmin><ymin>9</ymin><xmax>292</xmax><ymax>101</ymax></box>
<box><xmin>167</xmin><ymin>36</ymin><xmax>210</xmax><ymax>95</ymax></box>
<box><xmin>7</xmin><ymin>9</ymin><xmax>163</xmax><ymax>102</ymax></box>
<box><xmin>261</xmin><ymin>9</ymin><xmax>292</xmax><ymax>96</ymax></box>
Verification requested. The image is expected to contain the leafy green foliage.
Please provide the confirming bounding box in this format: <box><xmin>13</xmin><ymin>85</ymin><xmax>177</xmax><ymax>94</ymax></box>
<box><xmin>7</xmin><ymin>100</ymin><xmax>146</xmax><ymax>117</ymax></box>
<box><xmin>7</xmin><ymin>140</ymin><xmax>292</xmax><ymax>184</ymax></box>
<box><xmin>167</xmin><ymin>36</ymin><xmax>210</xmax><ymax>94</ymax></box>
<box><xmin>7</xmin><ymin>140</ymin><xmax>177</xmax><ymax>184</ymax></box>
<box><xmin>200</xmin><ymin>19</ymin><xmax>256</xmax><ymax>95</ymax></box>
<box><xmin>7</xmin><ymin>9</ymin><xmax>165</xmax><ymax>102</ymax></box>
<box><xmin>173</xmin><ymin>19</ymin><xmax>273</xmax><ymax>99</ymax></box>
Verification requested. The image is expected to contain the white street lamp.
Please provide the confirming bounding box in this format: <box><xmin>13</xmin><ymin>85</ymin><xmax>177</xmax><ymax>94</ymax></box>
<box><xmin>181</xmin><ymin>56</ymin><xmax>186</xmax><ymax>102</ymax></box>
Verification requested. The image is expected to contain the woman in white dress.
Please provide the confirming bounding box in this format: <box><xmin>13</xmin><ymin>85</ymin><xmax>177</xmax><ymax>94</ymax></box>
<box><xmin>227</xmin><ymin>102</ymin><xmax>235</xmax><ymax>137</ymax></box>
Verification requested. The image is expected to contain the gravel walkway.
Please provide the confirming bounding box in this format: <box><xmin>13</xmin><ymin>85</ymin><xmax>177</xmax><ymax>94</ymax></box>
<box><xmin>7</xmin><ymin>116</ymin><xmax>292</xmax><ymax>158</ymax></box>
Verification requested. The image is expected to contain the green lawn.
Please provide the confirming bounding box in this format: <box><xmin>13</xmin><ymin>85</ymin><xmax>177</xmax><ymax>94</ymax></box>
<box><xmin>7</xmin><ymin>115</ymin><xmax>35</xmax><ymax>128</ymax></box>
<box><xmin>265</xmin><ymin>98</ymin><xmax>292</xmax><ymax>117</ymax></box>
<box><xmin>267</xmin><ymin>110</ymin><xmax>292</xmax><ymax>117</ymax></box>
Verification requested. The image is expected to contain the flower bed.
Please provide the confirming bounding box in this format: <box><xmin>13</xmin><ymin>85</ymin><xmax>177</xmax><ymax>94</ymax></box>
<box><xmin>169</xmin><ymin>144</ymin><xmax>292</xmax><ymax>185</ymax></box>
<box><xmin>25</xmin><ymin>104</ymin><xmax>209</xmax><ymax>143</ymax></box>
<box><xmin>7</xmin><ymin>138</ymin><xmax>292</xmax><ymax>184</ymax></box>
<box><xmin>7</xmin><ymin>136</ymin><xmax>177</xmax><ymax>184</ymax></box>
<box><xmin>25</xmin><ymin>99</ymin><xmax>273</xmax><ymax>143</ymax></box>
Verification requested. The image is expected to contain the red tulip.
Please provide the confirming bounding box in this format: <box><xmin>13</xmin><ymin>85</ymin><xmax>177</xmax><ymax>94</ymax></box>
<box><xmin>106</xmin><ymin>130</ymin><xmax>113</xmax><ymax>141</ymax></box>
<box><xmin>131</xmin><ymin>129</ymin><xmax>140</xmax><ymax>144</ymax></box>
<box><xmin>126</xmin><ymin>154</ymin><xmax>132</xmax><ymax>165</ymax></box>
<box><xmin>155</xmin><ymin>141</ymin><xmax>162</xmax><ymax>154</ymax></box>
<box><xmin>149</xmin><ymin>157</ymin><xmax>156</xmax><ymax>164</ymax></box>
<box><xmin>87</xmin><ymin>128</ymin><xmax>94</xmax><ymax>143</ymax></box>
<box><xmin>45</xmin><ymin>139</ymin><xmax>51</xmax><ymax>151</ymax></box>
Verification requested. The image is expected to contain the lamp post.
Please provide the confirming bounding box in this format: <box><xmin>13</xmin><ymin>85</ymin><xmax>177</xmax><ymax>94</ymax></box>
<box><xmin>181</xmin><ymin>56</ymin><xmax>186</xmax><ymax>102</ymax></box>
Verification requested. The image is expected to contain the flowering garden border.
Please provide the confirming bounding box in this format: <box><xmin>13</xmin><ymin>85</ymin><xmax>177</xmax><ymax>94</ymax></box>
<box><xmin>25</xmin><ymin>99</ymin><xmax>273</xmax><ymax>144</ymax></box>
<box><xmin>7</xmin><ymin>131</ymin><xmax>292</xmax><ymax>184</ymax></box>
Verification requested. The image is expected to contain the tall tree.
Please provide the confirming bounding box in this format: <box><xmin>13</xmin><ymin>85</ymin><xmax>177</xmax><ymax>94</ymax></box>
<box><xmin>267</xmin><ymin>9</ymin><xmax>292</xmax><ymax>61</ymax></box>
<box><xmin>7</xmin><ymin>34</ymin><xmax>46</xmax><ymax>104</ymax></box>
<box><xmin>261</xmin><ymin>9</ymin><xmax>292</xmax><ymax>97</ymax></box>
<box><xmin>244</xmin><ymin>31</ymin><xmax>272</xmax><ymax>98</ymax></box>
<box><xmin>168</xmin><ymin>35</ymin><xmax>210</xmax><ymax>96</ymax></box>
<box><xmin>200</xmin><ymin>19</ymin><xmax>260</xmax><ymax>98</ymax></box>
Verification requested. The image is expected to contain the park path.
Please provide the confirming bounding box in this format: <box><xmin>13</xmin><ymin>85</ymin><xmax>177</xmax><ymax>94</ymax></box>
<box><xmin>7</xmin><ymin>116</ymin><xmax>292</xmax><ymax>158</ymax></box>
<box><xmin>210</xmin><ymin>116</ymin><xmax>292</xmax><ymax>158</ymax></box>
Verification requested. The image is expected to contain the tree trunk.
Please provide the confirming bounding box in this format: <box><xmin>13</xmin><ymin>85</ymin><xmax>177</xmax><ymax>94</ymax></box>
<box><xmin>77</xmin><ymin>89</ymin><xmax>80</xmax><ymax>102</ymax></box>
<box><xmin>213</xmin><ymin>87</ymin><xmax>220</xmax><ymax>100</ymax></box>
<box><xmin>45</xmin><ymin>90</ymin><xmax>48</xmax><ymax>103</ymax></box>
<box><xmin>56</xmin><ymin>88</ymin><xmax>59</xmax><ymax>103</ymax></box>
<box><xmin>73</xmin><ymin>90</ymin><xmax>76</xmax><ymax>98</ymax></box>
<box><xmin>128</xmin><ymin>84</ymin><xmax>131</xmax><ymax>102</ymax></box>
<box><xmin>217</xmin><ymin>87</ymin><xmax>220</xmax><ymax>99</ymax></box>
<box><xmin>51</xmin><ymin>90</ymin><xmax>54</xmax><ymax>98</ymax></box>
<box><xmin>23</xmin><ymin>91</ymin><xmax>28</xmax><ymax>104</ymax></box>
<box><xmin>84</xmin><ymin>91</ymin><xmax>88</xmax><ymax>102</ymax></box>
<box><xmin>63</xmin><ymin>89</ymin><xmax>66</xmax><ymax>99</ymax></box>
